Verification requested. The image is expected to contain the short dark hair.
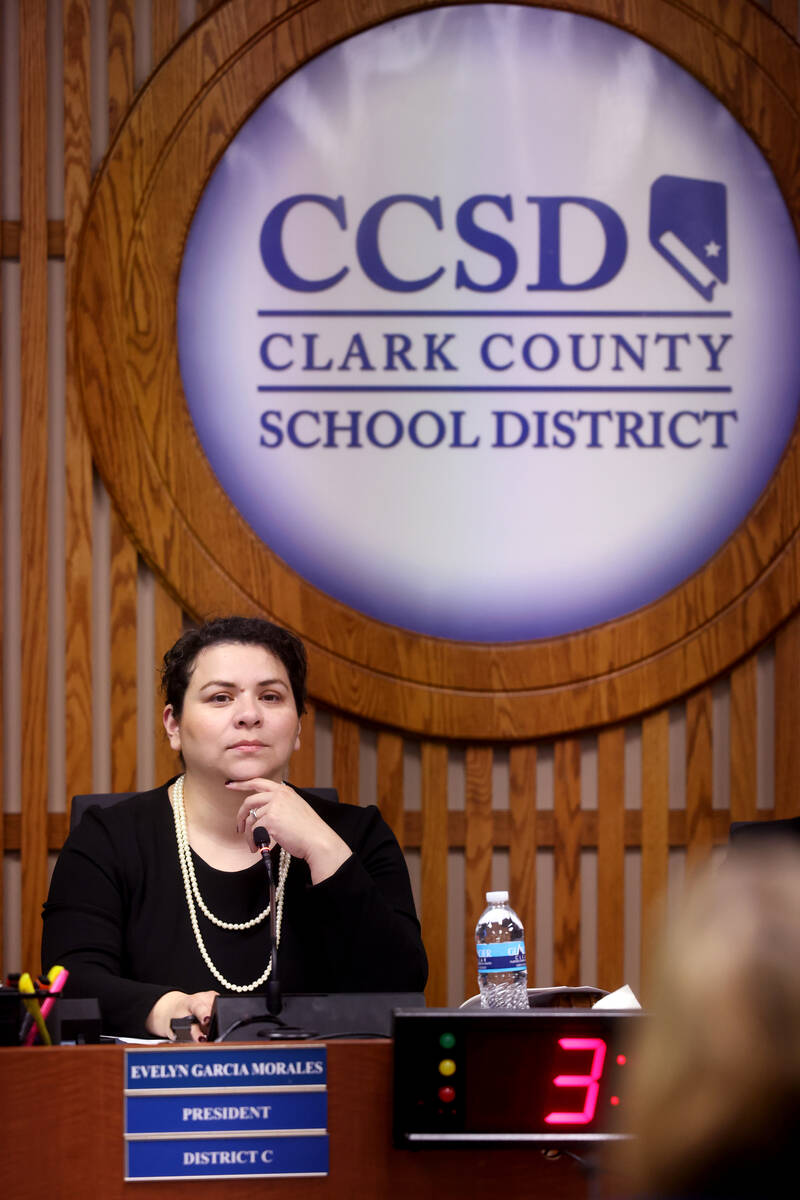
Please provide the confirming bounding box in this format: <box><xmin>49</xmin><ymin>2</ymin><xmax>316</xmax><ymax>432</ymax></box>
<box><xmin>161</xmin><ymin>616</ymin><xmax>307</xmax><ymax>719</ymax></box>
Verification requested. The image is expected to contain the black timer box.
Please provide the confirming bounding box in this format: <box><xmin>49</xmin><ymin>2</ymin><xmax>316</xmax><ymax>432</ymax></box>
<box><xmin>392</xmin><ymin>1008</ymin><xmax>643</xmax><ymax>1148</ymax></box>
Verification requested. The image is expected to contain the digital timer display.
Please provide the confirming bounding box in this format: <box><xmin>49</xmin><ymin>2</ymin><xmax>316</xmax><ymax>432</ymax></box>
<box><xmin>392</xmin><ymin>1009</ymin><xmax>642</xmax><ymax>1147</ymax></box>
<box><xmin>463</xmin><ymin>1029</ymin><xmax>626</xmax><ymax>1133</ymax></box>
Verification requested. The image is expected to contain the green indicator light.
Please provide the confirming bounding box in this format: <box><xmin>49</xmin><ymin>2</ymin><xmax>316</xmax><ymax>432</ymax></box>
<box><xmin>439</xmin><ymin>1032</ymin><xmax>456</xmax><ymax>1050</ymax></box>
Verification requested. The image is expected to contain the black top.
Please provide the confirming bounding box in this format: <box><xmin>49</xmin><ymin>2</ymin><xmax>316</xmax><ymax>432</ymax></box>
<box><xmin>42</xmin><ymin>782</ymin><xmax>427</xmax><ymax>1036</ymax></box>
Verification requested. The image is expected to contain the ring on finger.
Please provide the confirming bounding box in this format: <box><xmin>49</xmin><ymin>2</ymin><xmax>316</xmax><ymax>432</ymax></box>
<box><xmin>249</xmin><ymin>808</ymin><xmax>258</xmax><ymax>820</ymax></box>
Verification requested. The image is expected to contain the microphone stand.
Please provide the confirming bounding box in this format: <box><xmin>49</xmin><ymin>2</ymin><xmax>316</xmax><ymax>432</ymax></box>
<box><xmin>253</xmin><ymin>827</ymin><xmax>282</xmax><ymax>1016</ymax></box>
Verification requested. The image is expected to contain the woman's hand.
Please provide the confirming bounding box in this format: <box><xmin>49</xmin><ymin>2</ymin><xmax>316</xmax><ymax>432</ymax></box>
<box><xmin>228</xmin><ymin>778</ymin><xmax>351</xmax><ymax>884</ymax></box>
<box><xmin>145</xmin><ymin>989</ymin><xmax>219</xmax><ymax>1041</ymax></box>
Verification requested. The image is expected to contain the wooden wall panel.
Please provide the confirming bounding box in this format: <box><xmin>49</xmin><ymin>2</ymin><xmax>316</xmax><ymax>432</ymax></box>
<box><xmin>19</xmin><ymin>0</ymin><xmax>50</xmax><ymax>972</ymax></box>
<box><xmin>686</xmin><ymin>687</ymin><xmax>714</xmax><ymax>873</ymax></box>
<box><xmin>509</xmin><ymin>744</ymin><xmax>536</xmax><ymax>976</ymax></box>
<box><xmin>729</xmin><ymin>655</ymin><xmax>758</xmax><ymax>822</ymax></box>
<box><xmin>0</xmin><ymin>1</ymin><xmax>5</xmax><ymax>975</ymax></box>
<box><xmin>641</xmin><ymin>711</ymin><xmax>669</xmax><ymax>994</ymax></box>
<box><xmin>464</xmin><ymin>746</ymin><xmax>492</xmax><ymax>999</ymax></box>
<box><xmin>331</xmin><ymin>713</ymin><xmax>359</xmax><ymax>807</ymax></box>
<box><xmin>109</xmin><ymin>511</ymin><xmax>138</xmax><ymax>791</ymax></box>
<box><xmin>1</xmin><ymin>221</ymin><xmax>64</xmax><ymax>259</ymax></box>
<box><xmin>152</xmin><ymin>579</ymin><xmax>182</xmax><ymax>782</ymax></box>
<box><xmin>554</xmin><ymin>739</ymin><xmax>581</xmax><ymax>986</ymax></box>
<box><xmin>772</xmin><ymin>0</ymin><xmax>800</xmax><ymax>38</ymax></box>
<box><xmin>376</xmin><ymin>731</ymin><xmax>404</xmax><ymax>846</ymax></box>
<box><xmin>774</xmin><ymin>611</ymin><xmax>800</xmax><ymax>819</ymax></box>
<box><xmin>152</xmin><ymin>0</ymin><xmax>180</xmax><ymax>65</ymax></box>
<box><xmin>104</xmin><ymin>0</ymin><xmax>139</xmax><ymax>800</ymax></box>
<box><xmin>290</xmin><ymin>700</ymin><xmax>316</xmax><ymax>788</ymax></box>
<box><xmin>108</xmin><ymin>1</ymin><xmax>135</xmax><ymax>140</ymax></box>
<box><xmin>420</xmin><ymin>742</ymin><xmax>448</xmax><ymax>1005</ymax></box>
<box><xmin>596</xmin><ymin>726</ymin><xmax>625</xmax><ymax>993</ymax></box>
<box><xmin>63</xmin><ymin>0</ymin><xmax>94</xmax><ymax>813</ymax></box>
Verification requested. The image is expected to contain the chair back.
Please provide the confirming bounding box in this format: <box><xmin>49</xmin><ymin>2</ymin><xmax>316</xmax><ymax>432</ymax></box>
<box><xmin>729</xmin><ymin>816</ymin><xmax>800</xmax><ymax>850</ymax></box>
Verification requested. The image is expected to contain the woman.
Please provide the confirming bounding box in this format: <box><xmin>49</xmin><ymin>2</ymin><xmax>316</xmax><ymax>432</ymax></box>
<box><xmin>42</xmin><ymin>617</ymin><xmax>427</xmax><ymax>1039</ymax></box>
<box><xmin>621</xmin><ymin>845</ymin><xmax>800</xmax><ymax>1197</ymax></box>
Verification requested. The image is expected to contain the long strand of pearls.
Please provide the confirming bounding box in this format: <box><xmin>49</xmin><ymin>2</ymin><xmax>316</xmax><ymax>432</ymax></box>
<box><xmin>172</xmin><ymin>774</ymin><xmax>290</xmax><ymax>993</ymax></box>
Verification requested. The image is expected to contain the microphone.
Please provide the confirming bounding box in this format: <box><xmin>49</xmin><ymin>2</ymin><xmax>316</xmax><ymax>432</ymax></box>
<box><xmin>253</xmin><ymin>826</ymin><xmax>270</xmax><ymax>853</ymax></box>
<box><xmin>253</xmin><ymin>826</ymin><xmax>282</xmax><ymax>1016</ymax></box>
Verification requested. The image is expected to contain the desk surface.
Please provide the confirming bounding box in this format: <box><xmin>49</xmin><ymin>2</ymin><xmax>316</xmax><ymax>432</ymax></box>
<box><xmin>0</xmin><ymin>1041</ymin><xmax>618</xmax><ymax>1198</ymax></box>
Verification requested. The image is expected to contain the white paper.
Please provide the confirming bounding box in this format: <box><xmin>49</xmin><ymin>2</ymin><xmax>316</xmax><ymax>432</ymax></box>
<box><xmin>592</xmin><ymin>984</ymin><xmax>641</xmax><ymax>1009</ymax></box>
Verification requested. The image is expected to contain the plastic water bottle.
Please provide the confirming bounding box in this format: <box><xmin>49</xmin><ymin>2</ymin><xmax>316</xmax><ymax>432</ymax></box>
<box><xmin>476</xmin><ymin>890</ymin><xmax>528</xmax><ymax>1009</ymax></box>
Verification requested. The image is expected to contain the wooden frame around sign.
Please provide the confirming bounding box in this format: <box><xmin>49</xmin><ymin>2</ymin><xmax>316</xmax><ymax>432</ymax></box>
<box><xmin>74</xmin><ymin>0</ymin><xmax>800</xmax><ymax>740</ymax></box>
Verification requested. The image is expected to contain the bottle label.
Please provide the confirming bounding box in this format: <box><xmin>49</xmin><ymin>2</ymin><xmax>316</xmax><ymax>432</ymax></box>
<box><xmin>476</xmin><ymin>940</ymin><xmax>527</xmax><ymax>974</ymax></box>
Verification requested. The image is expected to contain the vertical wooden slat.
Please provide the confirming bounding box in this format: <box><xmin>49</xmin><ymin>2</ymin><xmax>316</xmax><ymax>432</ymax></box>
<box><xmin>420</xmin><ymin>741</ymin><xmax>448</xmax><ymax>1006</ymax></box>
<box><xmin>729</xmin><ymin>654</ymin><xmax>758</xmax><ymax>822</ymax></box>
<box><xmin>153</xmin><ymin>579</ymin><xmax>182</xmax><ymax>783</ymax></box>
<box><xmin>105</xmin><ymin>0</ymin><xmax>138</xmax><ymax>799</ymax></box>
<box><xmin>553</xmin><ymin>738</ymin><xmax>581</xmax><ymax>985</ymax></box>
<box><xmin>641</xmin><ymin>710</ymin><xmax>669</xmax><ymax>995</ymax></box>
<box><xmin>331</xmin><ymin>713</ymin><xmax>359</xmax><ymax>806</ymax></box>
<box><xmin>464</xmin><ymin>745</ymin><xmax>492</xmax><ymax>999</ymax></box>
<box><xmin>64</xmin><ymin>0</ymin><xmax>94</xmax><ymax>818</ymax></box>
<box><xmin>686</xmin><ymin>687</ymin><xmax>713</xmax><ymax>871</ymax></box>
<box><xmin>508</xmin><ymin>744</ymin><xmax>536</xmax><ymax>979</ymax></box>
<box><xmin>290</xmin><ymin>700</ymin><xmax>316</xmax><ymax>787</ymax></box>
<box><xmin>596</xmin><ymin>726</ymin><xmax>625</xmax><ymax>992</ymax></box>
<box><xmin>109</xmin><ymin>510</ymin><xmax>138</xmax><ymax>791</ymax></box>
<box><xmin>20</xmin><ymin>0</ymin><xmax>50</xmax><ymax>970</ymax></box>
<box><xmin>152</xmin><ymin>0</ymin><xmax>180</xmax><ymax>65</ymax></box>
<box><xmin>108</xmin><ymin>0</ymin><xmax>135</xmax><ymax>140</ymax></box>
<box><xmin>376</xmin><ymin>731</ymin><xmax>404</xmax><ymax>846</ymax></box>
<box><xmin>774</xmin><ymin>612</ymin><xmax>800</xmax><ymax>819</ymax></box>
<box><xmin>0</xmin><ymin>3</ymin><xmax>5</xmax><ymax>973</ymax></box>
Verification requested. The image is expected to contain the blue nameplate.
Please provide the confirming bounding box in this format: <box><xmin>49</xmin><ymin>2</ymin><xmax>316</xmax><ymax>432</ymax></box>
<box><xmin>125</xmin><ymin>1133</ymin><xmax>329</xmax><ymax>1180</ymax></box>
<box><xmin>124</xmin><ymin>1047</ymin><xmax>328</xmax><ymax>1180</ymax></box>
<box><xmin>125</xmin><ymin>1045</ymin><xmax>326</xmax><ymax>1089</ymax></box>
<box><xmin>126</xmin><ymin>1089</ymin><xmax>327</xmax><ymax>1135</ymax></box>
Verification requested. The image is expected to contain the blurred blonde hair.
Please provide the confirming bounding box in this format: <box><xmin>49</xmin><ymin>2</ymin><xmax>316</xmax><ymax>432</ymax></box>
<box><xmin>624</xmin><ymin>845</ymin><xmax>800</xmax><ymax>1196</ymax></box>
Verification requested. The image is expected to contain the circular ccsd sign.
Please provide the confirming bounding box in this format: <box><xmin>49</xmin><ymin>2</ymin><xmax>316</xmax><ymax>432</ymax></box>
<box><xmin>177</xmin><ymin>5</ymin><xmax>800</xmax><ymax>641</ymax></box>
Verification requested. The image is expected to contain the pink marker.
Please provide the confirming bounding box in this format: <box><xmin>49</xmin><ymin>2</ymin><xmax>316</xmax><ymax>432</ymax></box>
<box><xmin>24</xmin><ymin>968</ymin><xmax>69</xmax><ymax>1045</ymax></box>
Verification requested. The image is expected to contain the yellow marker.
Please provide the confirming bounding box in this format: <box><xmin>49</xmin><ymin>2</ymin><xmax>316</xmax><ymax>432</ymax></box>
<box><xmin>47</xmin><ymin>964</ymin><xmax>65</xmax><ymax>985</ymax></box>
<box><xmin>19</xmin><ymin>972</ymin><xmax>52</xmax><ymax>1046</ymax></box>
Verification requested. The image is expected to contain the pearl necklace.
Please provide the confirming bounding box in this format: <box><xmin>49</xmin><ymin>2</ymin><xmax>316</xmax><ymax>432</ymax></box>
<box><xmin>172</xmin><ymin>774</ymin><xmax>291</xmax><ymax>993</ymax></box>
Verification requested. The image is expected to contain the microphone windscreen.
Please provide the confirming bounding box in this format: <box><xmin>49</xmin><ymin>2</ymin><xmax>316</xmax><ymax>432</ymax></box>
<box><xmin>253</xmin><ymin>825</ymin><xmax>270</xmax><ymax>849</ymax></box>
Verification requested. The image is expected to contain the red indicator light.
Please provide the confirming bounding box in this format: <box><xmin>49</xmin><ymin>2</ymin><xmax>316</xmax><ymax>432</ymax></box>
<box><xmin>616</xmin><ymin>1054</ymin><xmax>626</xmax><ymax>1066</ymax></box>
<box><xmin>438</xmin><ymin>1086</ymin><xmax>455</xmax><ymax>1104</ymax></box>
<box><xmin>610</xmin><ymin>1096</ymin><xmax>620</xmax><ymax>1106</ymax></box>
<box><xmin>544</xmin><ymin>1037</ymin><xmax>607</xmax><ymax>1126</ymax></box>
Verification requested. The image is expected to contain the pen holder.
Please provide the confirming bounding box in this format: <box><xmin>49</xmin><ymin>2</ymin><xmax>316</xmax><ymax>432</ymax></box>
<box><xmin>0</xmin><ymin>987</ymin><xmax>23</xmax><ymax>1045</ymax></box>
<box><xmin>0</xmin><ymin>988</ymin><xmax>101</xmax><ymax>1045</ymax></box>
<box><xmin>0</xmin><ymin>985</ymin><xmax>54</xmax><ymax>1046</ymax></box>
